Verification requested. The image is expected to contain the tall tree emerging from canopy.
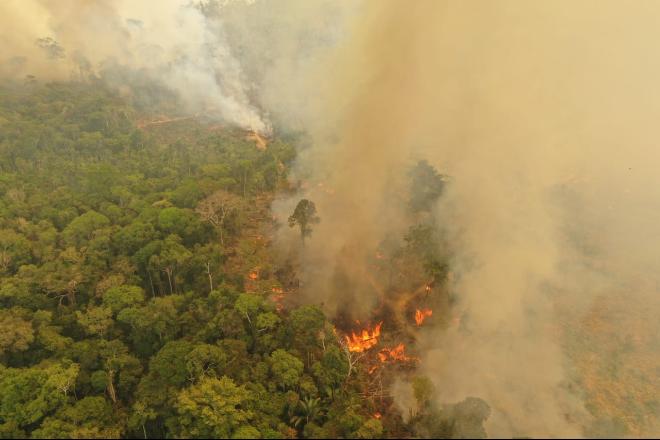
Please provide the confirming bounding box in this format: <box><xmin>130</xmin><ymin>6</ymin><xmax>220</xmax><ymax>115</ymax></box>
<box><xmin>288</xmin><ymin>199</ymin><xmax>320</xmax><ymax>246</ymax></box>
<box><xmin>409</xmin><ymin>160</ymin><xmax>447</xmax><ymax>213</ymax></box>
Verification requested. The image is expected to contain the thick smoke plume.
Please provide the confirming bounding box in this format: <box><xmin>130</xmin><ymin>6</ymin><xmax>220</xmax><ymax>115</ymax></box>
<box><xmin>0</xmin><ymin>0</ymin><xmax>272</xmax><ymax>133</ymax></box>
<box><xmin>274</xmin><ymin>1</ymin><xmax>660</xmax><ymax>438</ymax></box>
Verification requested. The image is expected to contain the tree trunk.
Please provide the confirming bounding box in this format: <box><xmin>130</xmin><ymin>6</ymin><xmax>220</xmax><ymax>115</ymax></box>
<box><xmin>165</xmin><ymin>268</ymin><xmax>173</xmax><ymax>295</ymax></box>
<box><xmin>107</xmin><ymin>370</ymin><xmax>118</xmax><ymax>404</ymax></box>
<box><xmin>67</xmin><ymin>289</ymin><xmax>76</xmax><ymax>306</ymax></box>
<box><xmin>147</xmin><ymin>271</ymin><xmax>156</xmax><ymax>298</ymax></box>
<box><xmin>206</xmin><ymin>262</ymin><xmax>214</xmax><ymax>292</ymax></box>
<box><xmin>219</xmin><ymin>208</ymin><xmax>227</xmax><ymax>246</ymax></box>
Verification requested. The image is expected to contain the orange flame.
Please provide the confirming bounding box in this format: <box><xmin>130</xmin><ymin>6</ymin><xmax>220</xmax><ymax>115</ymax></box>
<box><xmin>344</xmin><ymin>322</ymin><xmax>383</xmax><ymax>352</ymax></box>
<box><xmin>248</xmin><ymin>270</ymin><xmax>259</xmax><ymax>280</ymax></box>
<box><xmin>271</xmin><ymin>287</ymin><xmax>285</xmax><ymax>312</ymax></box>
<box><xmin>415</xmin><ymin>308</ymin><xmax>433</xmax><ymax>326</ymax></box>
<box><xmin>373</xmin><ymin>412</ymin><xmax>382</xmax><ymax>419</ymax></box>
<box><xmin>378</xmin><ymin>343</ymin><xmax>417</xmax><ymax>363</ymax></box>
<box><xmin>368</xmin><ymin>365</ymin><xmax>379</xmax><ymax>375</ymax></box>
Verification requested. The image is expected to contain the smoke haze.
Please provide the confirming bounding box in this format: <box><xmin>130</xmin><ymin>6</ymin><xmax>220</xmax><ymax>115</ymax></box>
<box><xmin>2</xmin><ymin>0</ymin><xmax>659</xmax><ymax>437</ymax></box>
<box><xmin>273</xmin><ymin>1</ymin><xmax>660</xmax><ymax>438</ymax></box>
<box><xmin>0</xmin><ymin>0</ymin><xmax>275</xmax><ymax>133</ymax></box>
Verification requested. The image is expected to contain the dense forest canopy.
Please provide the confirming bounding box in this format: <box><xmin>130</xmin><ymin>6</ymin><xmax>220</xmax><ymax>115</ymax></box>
<box><xmin>0</xmin><ymin>81</ymin><xmax>484</xmax><ymax>439</ymax></box>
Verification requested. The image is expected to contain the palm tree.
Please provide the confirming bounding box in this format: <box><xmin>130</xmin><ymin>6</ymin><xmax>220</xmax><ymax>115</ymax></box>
<box><xmin>290</xmin><ymin>397</ymin><xmax>324</xmax><ymax>428</ymax></box>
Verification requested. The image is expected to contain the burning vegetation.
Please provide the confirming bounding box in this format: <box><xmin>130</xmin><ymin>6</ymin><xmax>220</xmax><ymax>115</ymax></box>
<box><xmin>344</xmin><ymin>322</ymin><xmax>383</xmax><ymax>353</ymax></box>
<box><xmin>272</xmin><ymin>157</ymin><xmax>453</xmax><ymax>435</ymax></box>
<box><xmin>415</xmin><ymin>308</ymin><xmax>433</xmax><ymax>326</ymax></box>
<box><xmin>378</xmin><ymin>343</ymin><xmax>417</xmax><ymax>363</ymax></box>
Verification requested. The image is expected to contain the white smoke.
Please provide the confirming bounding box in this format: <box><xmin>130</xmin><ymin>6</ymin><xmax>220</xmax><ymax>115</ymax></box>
<box><xmin>0</xmin><ymin>0</ymin><xmax>271</xmax><ymax>134</ymax></box>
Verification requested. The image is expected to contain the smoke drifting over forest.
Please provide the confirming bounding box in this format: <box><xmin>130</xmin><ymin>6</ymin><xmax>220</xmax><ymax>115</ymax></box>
<box><xmin>273</xmin><ymin>1</ymin><xmax>660</xmax><ymax>438</ymax></box>
<box><xmin>3</xmin><ymin>0</ymin><xmax>659</xmax><ymax>438</ymax></box>
<box><xmin>0</xmin><ymin>0</ymin><xmax>345</xmax><ymax>134</ymax></box>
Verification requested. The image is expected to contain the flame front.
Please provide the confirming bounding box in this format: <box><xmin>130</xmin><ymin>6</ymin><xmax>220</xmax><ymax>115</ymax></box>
<box><xmin>378</xmin><ymin>343</ymin><xmax>416</xmax><ymax>363</ymax></box>
<box><xmin>344</xmin><ymin>322</ymin><xmax>383</xmax><ymax>352</ymax></box>
<box><xmin>415</xmin><ymin>308</ymin><xmax>433</xmax><ymax>326</ymax></box>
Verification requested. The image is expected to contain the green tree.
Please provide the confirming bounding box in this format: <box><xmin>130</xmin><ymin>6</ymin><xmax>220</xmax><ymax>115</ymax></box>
<box><xmin>312</xmin><ymin>345</ymin><xmax>349</xmax><ymax>391</ymax></box>
<box><xmin>446</xmin><ymin>397</ymin><xmax>491</xmax><ymax>439</ymax></box>
<box><xmin>32</xmin><ymin>396</ymin><xmax>121</xmax><ymax>439</ymax></box>
<box><xmin>149</xmin><ymin>235</ymin><xmax>192</xmax><ymax>295</ymax></box>
<box><xmin>147</xmin><ymin>340</ymin><xmax>194</xmax><ymax>387</ymax></box>
<box><xmin>291</xmin><ymin>397</ymin><xmax>324</xmax><ymax>429</ymax></box>
<box><xmin>234</xmin><ymin>293</ymin><xmax>264</xmax><ymax>326</ymax></box>
<box><xmin>174</xmin><ymin>376</ymin><xmax>254</xmax><ymax>438</ymax></box>
<box><xmin>33</xmin><ymin>310</ymin><xmax>72</xmax><ymax>353</ymax></box>
<box><xmin>408</xmin><ymin>159</ymin><xmax>446</xmax><ymax>213</ymax></box>
<box><xmin>113</xmin><ymin>221</ymin><xmax>158</xmax><ymax>255</ymax></box>
<box><xmin>0</xmin><ymin>309</ymin><xmax>34</xmax><ymax>356</ymax></box>
<box><xmin>356</xmin><ymin>418</ymin><xmax>384</xmax><ymax>439</ymax></box>
<box><xmin>62</xmin><ymin>211</ymin><xmax>110</xmax><ymax>247</ymax></box>
<box><xmin>158</xmin><ymin>207</ymin><xmax>189</xmax><ymax>235</ymax></box>
<box><xmin>404</xmin><ymin>223</ymin><xmax>449</xmax><ymax>281</ymax></box>
<box><xmin>185</xmin><ymin>344</ymin><xmax>228</xmax><ymax>382</ymax></box>
<box><xmin>158</xmin><ymin>207</ymin><xmax>208</xmax><ymax>245</ymax></box>
<box><xmin>256</xmin><ymin>312</ymin><xmax>280</xmax><ymax>333</ymax></box>
<box><xmin>269</xmin><ymin>349</ymin><xmax>304</xmax><ymax>390</ymax></box>
<box><xmin>413</xmin><ymin>375</ymin><xmax>436</xmax><ymax>412</ymax></box>
<box><xmin>0</xmin><ymin>362</ymin><xmax>79</xmax><ymax>428</ymax></box>
<box><xmin>413</xmin><ymin>397</ymin><xmax>491</xmax><ymax>439</ymax></box>
<box><xmin>102</xmin><ymin>285</ymin><xmax>145</xmax><ymax>314</ymax></box>
<box><xmin>0</xmin><ymin>229</ymin><xmax>31</xmax><ymax>273</ymax></box>
<box><xmin>118</xmin><ymin>295</ymin><xmax>184</xmax><ymax>350</ymax></box>
<box><xmin>288</xmin><ymin>199</ymin><xmax>320</xmax><ymax>245</ymax></box>
<box><xmin>288</xmin><ymin>305</ymin><xmax>326</xmax><ymax>354</ymax></box>
<box><xmin>171</xmin><ymin>179</ymin><xmax>203</xmax><ymax>208</ymax></box>
<box><xmin>76</xmin><ymin>306</ymin><xmax>113</xmax><ymax>337</ymax></box>
<box><xmin>231</xmin><ymin>425</ymin><xmax>261</xmax><ymax>439</ymax></box>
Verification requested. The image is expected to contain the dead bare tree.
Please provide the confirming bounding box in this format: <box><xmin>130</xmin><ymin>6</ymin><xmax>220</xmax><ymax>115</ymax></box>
<box><xmin>339</xmin><ymin>337</ymin><xmax>367</xmax><ymax>378</ymax></box>
<box><xmin>107</xmin><ymin>370</ymin><xmax>118</xmax><ymax>404</ymax></box>
<box><xmin>196</xmin><ymin>190</ymin><xmax>243</xmax><ymax>245</ymax></box>
<box><xmin>205</xmin><ymin>261</ymin><xmax>214</xmax><ymax>292</ymax></box>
